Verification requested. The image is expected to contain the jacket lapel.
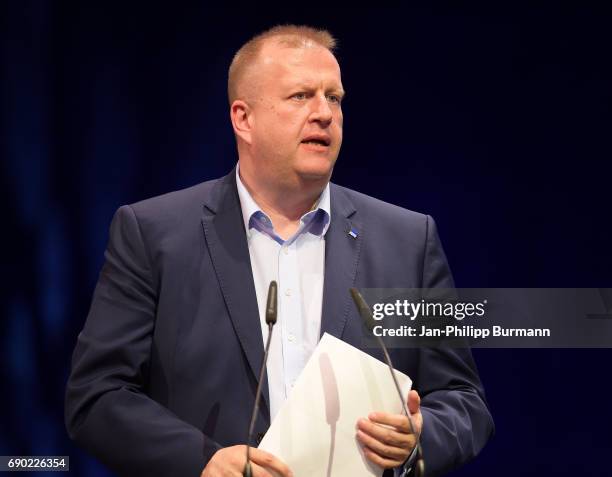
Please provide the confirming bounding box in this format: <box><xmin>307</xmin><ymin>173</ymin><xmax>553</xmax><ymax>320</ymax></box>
<box><xmin>320</xmin><ymin>184</ymin><xmax>363</xmax><ymax>339</ymax></box>
<box><xmin>200</xmin><ymin>170</ymin><xmax>270</xmax><ymax>414</ymax></box>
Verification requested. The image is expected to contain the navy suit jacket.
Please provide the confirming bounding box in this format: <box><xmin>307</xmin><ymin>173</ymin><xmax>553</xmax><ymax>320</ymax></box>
<box><xmin>66</xmin><ymin>170</ymin><xmax>494</xmax><ymax>477</ymax></box>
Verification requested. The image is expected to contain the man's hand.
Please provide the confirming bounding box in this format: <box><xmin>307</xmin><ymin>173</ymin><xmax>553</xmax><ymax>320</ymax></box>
<box><xmin>201</xmin><ymin>445</ymin><xmax>293</xmax><ymax>477</ymax></box>
<box><xmin>356</xmin><ymin>390</ymin><xmax>423</xmax><ymax>469</ymax></box>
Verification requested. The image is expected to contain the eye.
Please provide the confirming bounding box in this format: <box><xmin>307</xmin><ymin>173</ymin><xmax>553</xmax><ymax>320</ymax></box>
<box><xmin>291</xmin><ymin>92</ymin><xmax>307</xmax><ymax>100</ymax></box>
<box><xmin>326</xmin><ymin>94</ymin><xmax>342</xmax><ymax>104</ymax></box>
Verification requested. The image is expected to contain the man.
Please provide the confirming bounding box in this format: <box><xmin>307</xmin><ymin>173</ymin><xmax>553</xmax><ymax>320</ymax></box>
<box><xmin>66</xmin><ymin>25</ymin><xmax>493</xmax><ymax>477</ymax></box>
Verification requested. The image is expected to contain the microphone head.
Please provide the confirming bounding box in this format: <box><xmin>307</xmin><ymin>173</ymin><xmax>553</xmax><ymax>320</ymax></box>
<box><xmin>265</xmin><ymin>281</ymin><xmax>278</xmax><ymax>325</ymax></box>
<box><xmin>350</xmin><ymin>288</ymin><xmax>376</xmax><ymax>332</ymax></box>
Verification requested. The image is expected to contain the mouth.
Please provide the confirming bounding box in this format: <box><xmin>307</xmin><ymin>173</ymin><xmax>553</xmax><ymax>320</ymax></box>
<box><xmin>301</xmin><ymin>135</ymin><xmax>331</xmax><ymax>147</ymax></box>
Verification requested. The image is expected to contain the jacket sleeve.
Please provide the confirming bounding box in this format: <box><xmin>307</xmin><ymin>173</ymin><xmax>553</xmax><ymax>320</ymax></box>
<box><xmin>415</xmin><ymin>215</ymin><xmax>495</xmax><ymax>476</ymax></box>
<box><xmin>65</xmin><ymin>205</ymin><xmax>221</xmax><ymax>477</ymax></box>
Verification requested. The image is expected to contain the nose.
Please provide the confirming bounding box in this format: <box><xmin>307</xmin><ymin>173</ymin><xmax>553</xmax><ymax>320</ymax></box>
<box><xmin>310</xmin><ymin>93</ymin><xmax>333</xmax><ymax>126</ymax></box>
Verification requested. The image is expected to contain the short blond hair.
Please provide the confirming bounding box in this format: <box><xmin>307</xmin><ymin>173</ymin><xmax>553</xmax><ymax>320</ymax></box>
<box><xmin>228</xmin><ymin>25</ymin><xmax>337</xmax><ymax>104</ymax></box>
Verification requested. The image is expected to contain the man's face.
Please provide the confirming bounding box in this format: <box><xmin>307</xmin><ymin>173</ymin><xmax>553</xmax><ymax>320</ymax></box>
<box><xmin>246</xmin><ymin>42</ymin><xmax>344</xmax><ymax>190</ymax></box>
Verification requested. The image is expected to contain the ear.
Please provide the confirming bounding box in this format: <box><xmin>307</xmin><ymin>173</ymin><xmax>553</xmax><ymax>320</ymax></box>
<box><xmin>230</xmin><ymin>100</ymin><xmax>253</xmax><ymax>145</ymax></box>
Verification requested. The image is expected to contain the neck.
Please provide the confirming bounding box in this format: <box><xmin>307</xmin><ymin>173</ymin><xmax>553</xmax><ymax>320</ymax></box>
<box><xmin>238</xmin><ymin>163</ymin><xmax>326</xmax><ymax>239</ymax></box>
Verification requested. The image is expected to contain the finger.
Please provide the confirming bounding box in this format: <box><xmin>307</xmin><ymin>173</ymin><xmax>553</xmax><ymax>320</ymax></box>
<box><xmin>356</xmin><ymin>428</ymin><xmax>413</xmax><ymax>461</ymax></box>
<box><xmin>250</xmin><ymin>461</ymin><xmax>276</xmax><ymax>477</ymax></box>
<box><xmin>407</xmin><ymin>390</ymin><xmax>421</xmax><ymax>414</ymax></box>
<box><xmin>250</xmin><ymin>448</ymin><xmax>292</xmax><ymax>477</ymax></box>
<box><xmin>365</xmin><ymin>412</ymin><xmax>411</xmax><ymax>434</ymax></box>
<box><xmin>362</xmin><ymin>444</ymin><xmax>406</xmax><ymax>469</ymax></box>
<box><xmin>357</xmin><ymin>418</ymin><xmax>411</xmax><ymax>448</ymax></box>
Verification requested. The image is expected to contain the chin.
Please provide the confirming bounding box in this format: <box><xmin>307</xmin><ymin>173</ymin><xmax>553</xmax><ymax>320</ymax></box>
<box><xmin>294</xmin><ymin>156</ymin><xmax>336</xmax><ymax>181</ymax></box>
<box><xmin>295</xmin><ymin>165</ymin><xmax>334</xmax><ymax>183</ymax></box>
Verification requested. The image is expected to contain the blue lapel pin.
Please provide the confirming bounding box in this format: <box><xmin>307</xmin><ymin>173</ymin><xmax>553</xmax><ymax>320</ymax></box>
<box><xmin>348</xmin><ymin>227</ymin><xmax>358</xmax><ymax>239</ymax></box>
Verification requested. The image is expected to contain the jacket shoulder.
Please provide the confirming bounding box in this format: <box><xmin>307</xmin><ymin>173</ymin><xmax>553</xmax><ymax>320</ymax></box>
<box><xmin>130</xmin><ymin>178</ymin><xmax>221</xmax><ymax>219</ymax></box>
<box><xmin>331</xmin><ymin>183</ymin><xmax>429</xmax><ymax>230</ymax></box>
<box><xmin>119</xmin><ymin>175</ymin><xmax>232</xmax><ymax>239</ymax></box>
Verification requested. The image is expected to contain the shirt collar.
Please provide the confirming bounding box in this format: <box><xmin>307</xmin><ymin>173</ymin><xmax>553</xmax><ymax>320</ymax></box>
<box><xmin>235</xmin><ymin>163</ymin><xmax>331</xmax><ymax>242</ymax></box>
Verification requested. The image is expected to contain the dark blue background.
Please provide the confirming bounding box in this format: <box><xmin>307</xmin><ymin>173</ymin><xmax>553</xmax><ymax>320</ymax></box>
<box><xmin>2</xmin><ymin>3</ymin><xmax>611</xmax><ymax>476</ymax></box>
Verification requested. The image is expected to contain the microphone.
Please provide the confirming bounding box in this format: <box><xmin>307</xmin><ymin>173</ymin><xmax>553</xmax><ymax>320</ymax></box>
<box><xmin>244</xmin><ymin>281</ymin><xmax>278</xmax><ymax>477</ymax></box>
<box><xmin>350</xmin><ymin>288</ymin><xmax>425</xmax><ymax>477</ymax></box>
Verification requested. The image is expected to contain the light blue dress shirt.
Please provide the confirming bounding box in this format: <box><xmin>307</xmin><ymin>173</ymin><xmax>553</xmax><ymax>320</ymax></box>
<box><xmin>235</xmin><ymin>165</ymin><xmax>331</xmax><ymax>421</ymax></box>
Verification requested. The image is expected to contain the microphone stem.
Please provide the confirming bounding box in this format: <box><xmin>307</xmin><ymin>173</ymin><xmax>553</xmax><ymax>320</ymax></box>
<box><xmin>375</xmin><ymin>335</ymin><xmax>409</xmax><ymax>417</ymax></box>
<box><xmin>375</xmin><ymin>334</ymin><xmax>425</xmax><ymax>476</ymax></box>
<box><xmin>245</xmin><ymin>322</ymin><xmax>274</xmax><ymax>476</ymax></box>
<box><xmin>350</xmin><ymin>288</ymin><xmax>424</xmax><ymax>476</ymax></box>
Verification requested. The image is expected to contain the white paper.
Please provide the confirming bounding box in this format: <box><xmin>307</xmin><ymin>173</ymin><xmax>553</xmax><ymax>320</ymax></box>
<box><xmin>259</xmin><ymin>333</ymin><xmax>412</xmax><ymax>477</ymax></box>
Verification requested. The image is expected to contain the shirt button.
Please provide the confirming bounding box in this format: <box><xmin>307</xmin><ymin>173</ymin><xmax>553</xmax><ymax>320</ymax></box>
<box><xmin>288</xmin><ymin>333</ymin><xmax>295</xmax><ymax>342</ymax></box>
<box><xmin>285</xmin><ymin>289</ymin><xmax>292</xmax><ymax>297</ymax></box>
<box><xmin>283</xmin><ymin>247</ymin><xmax>289</xmax><ymax>255</ymax></box>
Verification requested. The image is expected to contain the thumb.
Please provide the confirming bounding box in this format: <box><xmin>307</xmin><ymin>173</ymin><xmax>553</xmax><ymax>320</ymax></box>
<box><xmin>407</xmin><ymin>389</ymin><xmax>421</xmax><ymax>414</ymax></box>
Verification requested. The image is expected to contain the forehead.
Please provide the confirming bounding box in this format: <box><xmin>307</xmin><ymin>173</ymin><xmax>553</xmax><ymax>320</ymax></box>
<box><xmin>256</xmin><ymin>41</ymin><xmax>342</xmax><ymax>87</ymax></box>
